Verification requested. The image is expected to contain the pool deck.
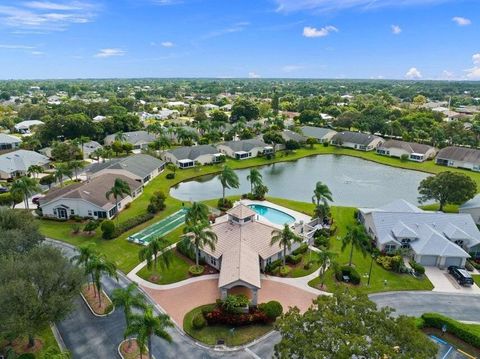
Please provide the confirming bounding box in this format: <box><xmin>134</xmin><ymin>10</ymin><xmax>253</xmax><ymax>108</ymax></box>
<box><xmin>235</xmin><ymin>199</ymin><xmax>312</xmax><ymax>229</ymax></box>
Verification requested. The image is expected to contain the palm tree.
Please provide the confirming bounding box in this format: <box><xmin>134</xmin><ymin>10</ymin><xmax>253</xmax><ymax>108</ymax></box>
<box><xmin>11</xmin><ymin>176</ymin><xmax>40</xmax><ymax>210</ymax></box>
<box><xmin>182</xmin><ymin>221</ymin><xmax>218</xmax><ymax>266</ymax></box>
<box><xmin>106</xmin><ymin>178</ymin><xmax>131</xmax><ymax>224</ymax></box>
<box><xmin>75</xmin><ymin>136</ymin><xmax>90</xmax><ymax>158</ymax></box>
<box><xmin>185</xmin><ymin>202</ymin><xmax>209</xmax><ymax>225</ymax></box>
<box><xmin>270</xmin><ymin>224</ymin><xmax>301</xmax><ymax>267</ymax></box>
<box><xmin>27</xmin><ymin>164</ymin><xmax>43</xmax><ymax>178</ymax></box>
<box><xmin>71</xmin><ymin>244</ymin><xmax>98</xmax><ymax>290</ymax></box>
<box><xmin>149</xmin><ymin>136</ymin><xmax>171</xmax><ymax>152</ymax></box>
<box><xmin>312</xmin><ymin>181</ymin><xmax>333</xmax><ymax>207</ymax></box>
<box><xmin>54</xmin><ymin>164</ymin><xmax>73</xmax><ymax>187</ymax></box>
<box><xmin>138</xmin><ymin>237</ymin><xmax>172</xmax><ymax>271</ymax></box>
<box><xmin>87</xmin><ymin>254</ymin><xmax>118</xmax><ymax>306</ymax></box>
<box><xmin>218</xmin><ymin>165</ymin><xmax>239</xmax><ymax>205</ymax></box>
<box><xmin>316</xmin><ymin>250</ymin><xmax>336</xmax><ymax>289</ymax></box>
<box><xmin>111</xmin><ymin>283</ymin><xmax>146</xmax><ymax>343</ymax></box>
<box><xmin>68</xmin><ymin>160</ymin><xmax>85</xmax><ymax>180</ymax></box>
<box><xmin>341</xmin><ymin>225</ymin><xmax>371</xmax><ymax>267</ymax></box>
<box><xmin>125</xmin><ymin>305</ymin><xmax>173</xmax><ymax>359</ymax></box>
<box><xmin>247</xmin><ymin>168</ymin><xmax>263</xmax><ymax>194</ymax></box>
<box><xmin>91</xmin><ymin>148</ymin><xmax>104</xmax><ymax>162</ymax></box>
<box><xmin>115</xmin><ymin>131</ymin><xmax>127</xmax><ymax>142</ymax></box>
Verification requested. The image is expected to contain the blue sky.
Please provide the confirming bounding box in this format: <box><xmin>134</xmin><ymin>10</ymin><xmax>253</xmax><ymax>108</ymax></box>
<box><xmin>0</xmin><ymin>0</ymin><xmax>479</xmax><ymax>80</ymax></box>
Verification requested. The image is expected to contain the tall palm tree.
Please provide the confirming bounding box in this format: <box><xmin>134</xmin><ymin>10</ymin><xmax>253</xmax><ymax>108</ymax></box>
<box><xmin>68</xmin><ymin>160</ymin><xmax>85</xmax><ymax>181</ymax></box>
<box><xmin>341</xmin><ymin>225</ymin><xmax>370</xmax><ymax>267</ymax></box>
<box><xmin>149</xmin><ymin>136</ymin><xmax>171</xmax><ymax>152</ymax></box>
<box><xmin>312</xmin><ymin>181</ymin><xmax>333</xmax><ymax>207</ymax></box>
<box><xmin>218</xmin><ymin>165</ymin><xmax>239</xmax><ymax>205</ymax></box>
<box><xmin>27</xmin><ymin>164</ymin><xmax>43</xmax><ymax>178</ymax></box>
<box><xmin>185</xmin><ymin>202</ymin><xmax>209</xmax><ymax>225</ymax></box>
<box><xmin>87</xmin><ymin>254</ymin><xmax>118</xmax><ymax>306</ymax></box>
<box><xmin>91</xmin><ymin>148</ymin><xmax>104</xmax><ymax>162</ymax></box>
<box><xmin>54</xmin><ymin>164</ymin><xmax>73</xmax><ymax>187</ymax></box>
<box><xmin>138</xmin><ymin>237</ymin><xmax>172</xmax><ymax>271</ymax></box>
<box><xmin>125</xmin><ymin>305</ymin><xmax>173</xmax><ymax>359</ymax></box>
<box><xmin>106</xmin><ymin>178</ymin><xmax>131</xmax><ymax>224</ymax></box>
<box><xmin>114</xmin><ymin>131</ymin><xmax>127</xmax><ymax>142</ymax></box>
<box><xmin>247</xmin><ymin>168</ymin><xmax>263</xmax><ymax>193</ymax></box>
<box><xmin>316</xmin><ymin>250</ymin><xmax>336</xmax><ymax>289</ymax></box>
<box><xmin>182</xmin><ymin>221</ymin><xmax>218</xmax><ymax>266</ymax></box>
<box><xmin>11</xmin><ymin>176</ymin><xmax>40</xmax><ymax>210</ymax></box>
<box><xmin>111</xmin><ymin>283</ymin><xmax>146</xmax><ymax>332</ymax></box>
<box><xmin>270</xmin><ymin>224</ymin><xmax>301</xmax><ymax>267</ymax></box>
<box><xmin>75</xmin><ymin>136</ymin><xmax>90</xmax><ymax>158</ymax></box>
<box><xmin>71</xmin><ymin>244</ymin><xmax>98</xmax><ymax>290</ymax></box>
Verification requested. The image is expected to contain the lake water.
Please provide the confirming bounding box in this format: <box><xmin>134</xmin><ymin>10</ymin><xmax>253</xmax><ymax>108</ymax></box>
<box><xmin>169</xmin><ymin>155</ymin><xmax>431</xmax><ymax>208</ymax></box>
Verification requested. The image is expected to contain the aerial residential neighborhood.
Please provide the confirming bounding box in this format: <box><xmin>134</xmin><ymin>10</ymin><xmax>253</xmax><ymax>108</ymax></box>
<box><xmin>2</xmin><ymin>1</ymin><xmax>480</xmax><ymax>359</ymax></box>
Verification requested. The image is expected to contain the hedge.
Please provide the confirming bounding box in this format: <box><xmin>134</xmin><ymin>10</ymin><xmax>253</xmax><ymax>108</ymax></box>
<box><xmin>265</xmin><ymin>259</ymin><xmax>282</xmax><ymax>273</ymax></box>
<box><xmin>409</xmin><ymin>260</ymin><xmax>425</xmax><ymax>275</ymax></box>
<box><xmin>421</xmin><ymin>313</ymin><xmax>480</xmax><ymax>348</ymax></box>
<box><xmin>286</xmin><ymin>253</ymin><xmax>303</xmax><ymax>265</ymax></box>
<box><xmin>192</xmin><ymin>313</ymin><xmax>207</xmax><ymax>329</ymax></box>
<box><xmin>259</xmin><ymin>301</ymin><xmax>283</xmax><ymax>321</ymax></box>
<box><xmin>292</xmin><ymin>243</ymin><xmax>308</xmax><ymax>256</ymax></box>
<box><xmin>112</xmin><ymin>213</ymin><xmax>155</xmax><ymax>238</ymax></box>
<box><xmin>335</xmin><ymin>265</ymin><xmax>361</xmax><ymax>285</ymax></box>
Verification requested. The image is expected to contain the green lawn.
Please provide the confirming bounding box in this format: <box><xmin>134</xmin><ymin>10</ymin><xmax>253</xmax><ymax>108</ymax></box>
<box><xmin>183</xmin><ymin>304</ymin><xmax>273</xmax><ymax>347</ymax></box>
<box><xmin>472</xmin><ymin>274</ymin><xmax>480</xmax><ymax>287</ymax></box>
<box><xmin>289</xmin><ymin>250</ymin><xmax>322</xmax><ymax>278</ymax></box>
<box><xmin>38</xmin><ymin>144</ymin><xmax>480</xmax><ymax>275</ymax></box>
<box><xmin>137</xmin><ymin>250</ymin><xmax>191</xmax><ymax>284</ymax></box>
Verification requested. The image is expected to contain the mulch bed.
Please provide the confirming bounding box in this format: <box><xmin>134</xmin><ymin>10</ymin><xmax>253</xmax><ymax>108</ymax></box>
<box><xmin>1</xmin><ymin>337</ymin><xmax>44</xmax><ymax>355</ymax></box>
<box><xmin>81</xmin><ymin>283</ymin><xmax>113</xmax><ymax>315</ymax></box>
<box><xmin>176</xmin><ymin>250</ymin><xmax>218</xmax><ymax>275</ymax></box>
<box><xmin>423</xmin><ymin>327</ymin><xmax>480</xmax><ymax>357</ymax></box>
<box><xmin>119</xmin><ymin>339</ymin><xmax>149</xmax><ymax>359</ymax></box>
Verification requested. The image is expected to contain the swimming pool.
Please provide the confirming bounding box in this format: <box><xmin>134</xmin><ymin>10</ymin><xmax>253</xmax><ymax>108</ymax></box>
<box><xmin>248</xmin><ymin>204</ymin><xmax>295</xmax><ymax>225</ymax></box>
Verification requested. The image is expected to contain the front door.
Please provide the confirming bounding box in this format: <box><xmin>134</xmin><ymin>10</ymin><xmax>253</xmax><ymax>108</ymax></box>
<box><xmin>57</xmin><ymin>207</ymin><xmax>68</xmax><ymax>219</ymax></box>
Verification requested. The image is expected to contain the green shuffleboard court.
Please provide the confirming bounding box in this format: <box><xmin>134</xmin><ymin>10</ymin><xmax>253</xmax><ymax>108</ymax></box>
<box><xmin>128</xmin><ymin>208</ymin><xmax>188</xmax><ymax>245</ymax></box>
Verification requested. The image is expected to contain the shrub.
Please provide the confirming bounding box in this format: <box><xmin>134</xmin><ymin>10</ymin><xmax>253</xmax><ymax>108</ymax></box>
<box><xmin>222</xmin><ymin>294</ymin><xmax>250</xmax><ymax>313</ymax></box>
<box><xmin>189</xmin><ymin>265</ymin><xmax>204</xmax><ymax>276</ymax></box>
<box><xmin>265</xmin><ymin>259</ymin><xmax>282</xmax><ymax>273</ymax></box>
<box><xmin>292</xmin><ymin>243</ymin><xmax>308</xmax><ymax>256</ymax></box>
<box><xmin>323</xmin><ymin>141</ymin><xmax>329</xmax><ymax>147</ymax></box>
<box><xmin>285</xmin><ymin>140</ymin><xmax>300</xmax><ymax>150</ymax></box>
<box><xmin>83</xmin><ymin>220</ymin><xmax>99</xmax><ymax>234</ymax></box>
<box><xmin>314</xmin><ymin>235</ymin><xmax>330</xmax><ymax>249</ymax></box>
<box><xmin>101</xmin><ymin>220</ymin><xmax>115</xmax><ymax>239</ymax></box>
<box><xmin>147</xmin><ymin>191</ymin><xmax>166</xmax><ymax>214</ymax></box>
<box><xmin>0</xmin><ymin>192</ymin><xmax>22</xmax><ymax>207</ymax></box>
<box><xmin>286</xmin><ymin>254</ymin><xmax>302</xmax><ymax>265</ymax></box>
<box><xmin>421</xmin><ymin>313</ymin><xmax>480</xmax><ymax>348</ymax></box>
<box><xmin>177</xmin><ymin>237</ymin><xmax>196</xmax><ymax>260</ymax></box>
<box><xmin>376</xmin><ymin>255</ymin><xmax>403</xmax><ymax>272</ymax></box>
<box><xmin>204</xmin><ymin>307</ymin><xmax>269</xmax><ymax>326</ymax></box>
<box><xmin>400</xmin><ymin>153</ymin><xmax>410</xmax><ymax>162</ymax></box>
<box><xmin>18</xmin><ymin>354</ymin><xmax>36</xmax><ymax>359</ymax></box>
<box><xmin>217</xmin><ymin>198</ymin><xmax>233</xmax><ymax>211</ymax></box>
<box><xmin>259</xmin><ymin>301</ymin><xmax>283</xmax><ymax>321</ymax></box>
<box><xmin>409</xmin><ymin>260</ymin><xmax>425</xmax><ymax>275</ymax></box>
<box><xmin>113</xmin><ymin>213</ymin><xmax>155</xmax><ymax>237</ymax></box>
<box><xmin>251</xmin><ymin>184</ymin><xmax>269</xmax><ymax>200</ymax></box>
<box><xmin>192</xmin><ymin>313</ymin><xmax>207</xmax><ymax>329</ymax></box>
<box><xmin>335</xmin><ymin>265</ymin><xmax>361</xmax><ymax>285</ymax></box>
<box><xmin>278</xmin><ymin>266</ymin><xmax>291</xmax><ymax>277</ymax></box>
<box><xmin>166</xmin><ymin>173</ymin><xmax>175</xmax><ymax>180</ymax></box>
<box><xmin>469</xmin><ymin>259</ymin><xmax>480</xmax><ymax>270</ymax></box>
<box><xmin>465</xmin><ymin>260</ymin><xmax>475</xmax><ymax>272</ymax></box>
<box><xmin>71</xmin><ymin>223</ymin><xmax>81</xmax><ymax>234</ymax></box>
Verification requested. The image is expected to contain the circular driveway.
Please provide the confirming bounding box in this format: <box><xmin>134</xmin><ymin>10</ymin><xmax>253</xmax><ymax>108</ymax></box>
<box><xmin>142</xmin><ymin>279</ymin><xmax>319</xmax><ymax>328</ymax></box>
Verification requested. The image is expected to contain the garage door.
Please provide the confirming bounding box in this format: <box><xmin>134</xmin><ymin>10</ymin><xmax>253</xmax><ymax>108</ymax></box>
<box><xmin>419</xmin><ymin>255</ymin><xmax>438</xmax><ymax>266</ymax></box>
<box><xmin>444</xmin><ymin>257</ymin><xmax>463</xmax><ymax>268</ymax></box>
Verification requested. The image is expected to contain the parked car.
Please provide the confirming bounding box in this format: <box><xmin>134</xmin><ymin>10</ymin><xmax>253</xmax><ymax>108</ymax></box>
<box><xmin>0</xmin><ymin>186</ymin><xmax>9</xmax><ymax>193</ymax></box>
<box><xmin>448</xmin><ymin>266</ymin><xmax>474</xmax><ymax>286</ymax></box>
<box><xmin>32</xmin><ymin>196</ymin><xmax>41</xmax><ymax>205</ymax></box>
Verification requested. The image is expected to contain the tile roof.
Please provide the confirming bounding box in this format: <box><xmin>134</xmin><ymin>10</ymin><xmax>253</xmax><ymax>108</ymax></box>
<box><xmin>227</xmin><ymin>204</ymin><xmax>257</xmax><ymax>219</ymax></box>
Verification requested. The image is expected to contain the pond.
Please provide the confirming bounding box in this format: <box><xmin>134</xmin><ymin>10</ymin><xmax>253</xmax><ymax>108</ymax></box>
<box><xmin>169</xmin><ymin>155</ymin><xmax>431</xmax><ymax>208</ymax></box>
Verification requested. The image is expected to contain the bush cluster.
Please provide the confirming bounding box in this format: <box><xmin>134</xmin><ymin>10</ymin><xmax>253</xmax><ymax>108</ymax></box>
<box><xmin>265</xmin><ymin>259</ymin><xmax>282</xmax><ymax>273</ymax></box>
<box><xmin>286</xmin><ymin>253</ymin><xmax>302</xmax><ymax>265</ymax></box>
<box><xmin>217</xmin><ymin>198</ymin><xmax>233</xmax><ymax>211</ymax></box>
<box><xmin>292</xmin><ymin>243</ymin><xmax>308</xmax><ymax>256</ymax></box>
<box><xmin>192</xmin><ymin>313</ymin><xmax>207</xmax><ymax>329</ymax></box>
<box><xmin>335</xmin><ymin>265</ymin><xmax>361</xmax><ymax>285</ymax></box>
<box><xmin>147</xmin><ymin>191</ymin><xmax>166</xmax><ymax>214</ymax></box>
<box><xmin>166</xmin><ymin>173</ymin><xmax>175</xmax><ymax>180</ymax></box>
<box><xmin>376</xmin><ymin>255</ymin><xmax>403</xmax><ymax>272</ymax></box>
<box><xmin>102</xmin><ymin>213</ymin><xmax>154</xmax><ymax>239</ymax></box>
<box><xmin>204</xmin><ymin>307</ymin><xmax>269</xmax><ymax>327</ymax></box>
<box><xmin>258</xmin><ymin>301</ymin><xmax>283</xmax><ymax>321</ymax></box>
<box><xmin>101</xmin><ymin>220</ymin><xmax>115</xmax><ymax>239</ymax></box>
<box><xmin>408</xmin><ymin>260</ymin><xmax>425</xmax><ymax>275</ymax></box>
<box><xmin>222</xmin><ymin>294</ymin><xmax>250</xmax><ymax>313</ymax></box>
<box><xmin>421</xmin><ymin>313</ymin><xmax>480</xmax><ymax>348</ymax></box>
<box><xmin>189</xmin><ymin>265</ymin><xmax>205</xmax><ymax>276</ymax></box>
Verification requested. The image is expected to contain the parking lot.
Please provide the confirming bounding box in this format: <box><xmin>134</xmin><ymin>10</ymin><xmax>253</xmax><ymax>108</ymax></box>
<box><xmin>424</xmin><ymin>267</ymin><xmax>480</xmax><ymax>294</ymax></box>
<box><xmin>431</xmin><ymin>335</ymin><xmax>473</xmax><ymax>359</ymax></box>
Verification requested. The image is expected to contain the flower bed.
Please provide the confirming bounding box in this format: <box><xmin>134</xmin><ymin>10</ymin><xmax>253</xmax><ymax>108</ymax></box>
<box><xmin>204</xmin><ymin>306</ymin><xmax>269</xmax><ymax>326</ymax></box>
<box><xmin>118</xmin><ymin>339</ymin><xmax>149</xmax><ymax>359</ymax></box>
<box><xmin>81</xmin><ymin>283</ymin><xmax>114</xmax><ymax>316</ymax></box>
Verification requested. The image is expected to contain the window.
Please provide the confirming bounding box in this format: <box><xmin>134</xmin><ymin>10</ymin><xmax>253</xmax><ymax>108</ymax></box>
<box><xmin>88</xmin><ymin>210</ymin><xmax>93</xmax><ymax>216</ymax></box>
<box><xmin>384</xmin><ymin>244</ymin><xmax>396</xmax><ymax>252</ymax></box>
<box><xmin>70</xmin><ymin>209</ymin><xmax>75</xmax><ymax>215</ymax></box>
<box><xmin>210</xmin><ymin>257</ymin><xmax>217</xmax><ymax>266</ymax></box>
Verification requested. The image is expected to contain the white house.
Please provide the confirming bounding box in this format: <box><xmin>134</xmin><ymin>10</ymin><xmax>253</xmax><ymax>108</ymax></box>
<box><xmin>104</xmin><ymin>130</ymin><xmax>157</xmax><ymax>150</ymax></box>
<box><xmin>0</xmin><ymin>150</ymin><xmax>50</xmax><ymax>179</ymax></box>
<box><xmin>39</xmin><ymin>173</ymin><xmax>143</xmax><ymax>220</ymax></box>
<box><xmin>162</xmin><ymin>144</ymin><xmax>223</xmax><ymax>169</ymax></box>
<box><xmin>359</xmin><ymin>199</ymin><xmax>480</xmax><ymax>268</ymax></box>
<box><xmin>331</xmin><ymin>131</ymin><xmax>384</xmax><ymax>151</ymax></box>
<box><xmin>436</xmin><ymin>146</ymin><xmax>480</xmax><ymax>171</ymax></box>
<box><xmin>377</xmin><ymin>140</ymin><xmax>437</xmax><ymax>162</ymax></box>
<box><xmin>86</xmin><ymin>154</ymin><xmax>165</xmax><ymax>184</ymax></box>
<box><xmin>14</xmin><ymin>120</ymin><xmax>44</xmax><ymax>134</ymax></box>
<box><xmin>80</xmin><ymin>140</ymin><xmax>103</xmax><ymax>160</ymax></box>
<box><xmin>0</xmin><ymin>133</ymin><xmax>22</xmax><ymax>151</ymax></box>
<box><xmin>460</xmin><ymin>195</ymin><xmax>480</xmax><ymax>225</ymax></box>
<box><xmin>300</xmin><ymin>126</ymin><xmax>337</xmax><ymax>143</ymax></box>
<box><xmin>217</xmin><ymin>139</ymin><xmax>273</xmax><ymax>160</ymax></box>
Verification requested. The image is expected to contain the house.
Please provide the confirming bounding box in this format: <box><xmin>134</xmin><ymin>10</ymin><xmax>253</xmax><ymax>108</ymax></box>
<box><xmin>80</xmin><ymin>140</ymin><xmax>103</xmax><ymax>160</ymax></box>
<box><xmin>14</xmin><ymin>120</ymin><xmax>44</xmax><ymax>134</ymax></box>
<box><xmin>197</xmin><ymin>204</ymin><xmax>305</xmax><ymax>304</ymax></box>
<box><xmin>300</xmin><ymin>126</ymin><xmax>337</xmax><ymax>143</ymax></box>
<box><xmin>436</xmin><ymin>146</ymin><xmax>480</xmax><ymax>171</ymax></box>
<box><xmin>217</xmin><ymin>139</ymin><xmax>273</xmax><ymax>160</ymax></box>
<box><xmin>93</xmin><ymin>115</ymin><xmax>106</xmax><ymax>123</ymax></box>
<box><xmin>331</xmin><ymin>131</ymin><xmax>384</xmax><ymax>151</ymax></box>
<box><xmin>0</xmin><ymin>134</ymin><xmax>22</xmax><ymax>151</ymax></box>
<box><xmin>359</xmin><ymin>199</ymin><xmax>480</xmax><ymax>268</ymax></box>
<box><xmin>86</xmin><ymin>154</ymin><xmax>165</xmax><ymax>184</ymax></box>
<box><xmin>39</xmin><ymin>173</ymin><xmax>143</xmax><ymax>220</ymax></box>
<box><xmin>163</xmin><ymin>145</ymin><xmax>223</xmax><ymax>169</ymax></box>
<box><xmin>460</xmin><ymin>195</ymin><xmax>480</xmax><ymax>225</ymax></box>
<box><xmin>0</xmin><ymin>150</ymin><xmax>50</xmax><ymax>179</ymax></box>
<box><xmin>376</xmin><ymin>140</ymin><xmax>437</xmax><ymax>162</ymax></box>
<box><xmin>104</xmin><ymin>130</ymin><xmax>157</xmax><ymax>150</ymax></box>
<box><xmin>281</xmin><ymin>130</ymin><xmax>307</xmax><ymax>144</ymax></box>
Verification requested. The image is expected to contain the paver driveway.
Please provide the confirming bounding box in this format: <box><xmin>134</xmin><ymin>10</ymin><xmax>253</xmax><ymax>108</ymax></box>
<box><xmin>143</xmin><ymin>278</ymin><xmax>319</xmax><ymax>328</ymax></box>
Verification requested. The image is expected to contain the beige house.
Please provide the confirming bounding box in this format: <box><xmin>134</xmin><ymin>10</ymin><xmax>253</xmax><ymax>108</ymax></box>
<box><xmin>162</xmin><ymin>145</ymin><xmax>223</xmax><ymax>169</ymax></box>
<box><xmin>331</xmin><ymin>131</ymin><xmax>384</xmax><ymax>151</ymax></box>
<box><xmin>377</xmin><ymin>140</ymin><xmax>437</xmax><ymax>162</ymax></box>
<box><xmin>436</xmin><ymin>146</ymin><xmax>480</xmax><ymax>171</ymax></box>
<box><xmin>217</xmin><ymin>139</ymin><xmax>273</xmax><ymax>160</ymax></box>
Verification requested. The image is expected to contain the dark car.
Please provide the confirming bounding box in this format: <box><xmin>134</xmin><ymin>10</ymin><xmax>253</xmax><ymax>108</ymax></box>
<box><xmin>32</xmin><ymin>196</ymin><xmax>41</xmax><ymax>205</ymax></box>
<box><xmin>0</xmin><ymin>186</ymin><xmax>9</xmax><ymax>193</ymax></box>
<box><xmin>448</xmin><ymin>266</ymin><xmax>474</xmax><ymax>286</ymax></box>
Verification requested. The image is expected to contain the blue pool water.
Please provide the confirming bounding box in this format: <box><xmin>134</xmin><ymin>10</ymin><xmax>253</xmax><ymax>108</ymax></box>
<box><xmin>248</xmin><ymin>204</ymin><xmax>295</xmax><ymax>225</ymax></box>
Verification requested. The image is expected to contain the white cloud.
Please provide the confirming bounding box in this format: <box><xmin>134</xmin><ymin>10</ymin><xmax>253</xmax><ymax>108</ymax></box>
<box><xmin>30</xmin><ymin>51</ymin><xmax>45</xmax><ymax>55</ymax></box>
<box><xmin>94</xmin><ymin>48</ymin><xmax>126</xmax><ymax>58</ymax></box>
<box><xmin>465</xmin><ymin>54</ymin><xmax>480</xmax><ymax>79</ymax></box>
<box><xmin>161</xmin><ymin>41</ymin><xmax>174</xmax><ymax>47</ymax></box>
<box><xmin>452</xmin><ymin>16</ymin><xmax>471</xmax><ymax>26</ymax></box>
<box><xmin>202</xmin><ymin>22</ymin><xmax>250</xmax><ymax>39</ymax></box>
<box><xmin>0</xmin><ymin>1</ymin><xmax>98</xmax><ymax>31</ymax></box>
<box><xmin>303</xmin><ymin>25</ymin><xmax>338</xmax><ymax>38</ymax></box>
<box><xmin>405</xmin><ymin>67</ymin><xmax>422</xmax><ymax>79</ymax></box>
<box><xmin>391</xmin><ymin>25</ymin><xmax>402</xmax><ymax>34</ymax></box>
<box><xmin>275</xmin><ymin>0</ymin><xmax>457</xmax><ymax>13</ymax></box>
<box><xmin>248</xmin><ymin>71</ymin><xmax>261</xmax><ymax>78</ymax></box>
<box><xmin>0</xmin><ymin>44</ymin><xmax>36</xmax><ymax>49</ymax></box>
<box><xmin>282</xmin><ymin>65</ymin><xmax>303</xmax><ymax>73</ymax></box>
<box><xmin>441</xmin><ymin>70</ymin><xmax>454</xmax><ymax>79</ymax></box>
<box><xmin>473</xmin><ymin>53</ymin><xmax>480</xmax><ymax>65</ymax></box>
